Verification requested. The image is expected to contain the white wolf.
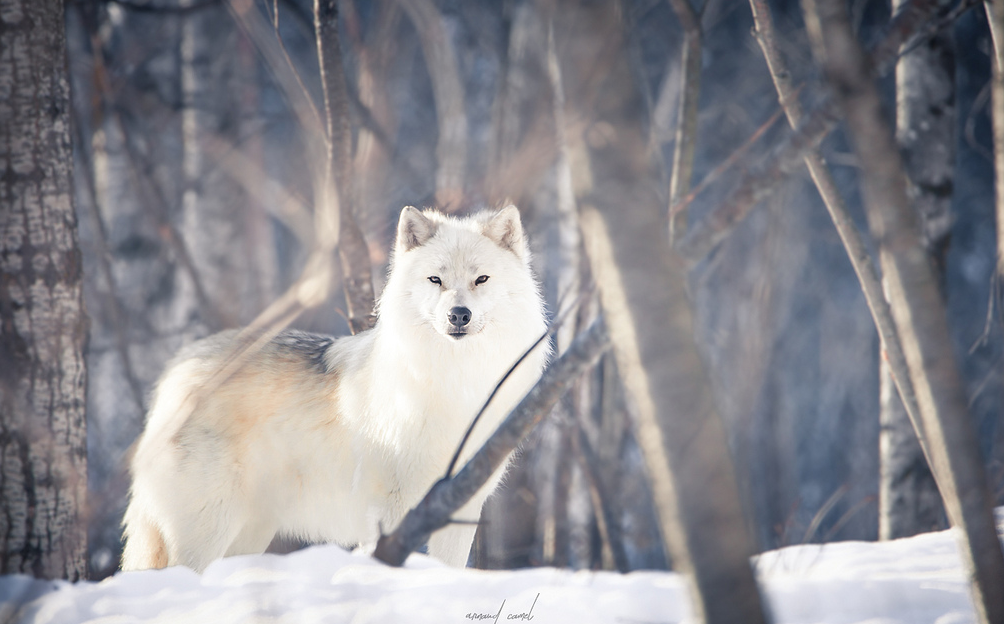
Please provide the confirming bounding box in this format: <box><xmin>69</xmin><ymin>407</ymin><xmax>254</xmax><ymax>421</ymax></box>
<box><xmin>121</xmin><ymin>206</ymin><xmax>549</xmax><ymax>572</ymax></box>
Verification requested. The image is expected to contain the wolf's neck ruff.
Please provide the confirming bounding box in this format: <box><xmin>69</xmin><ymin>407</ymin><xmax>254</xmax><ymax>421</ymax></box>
<box><xmin>121</xmin><ymin>205</ymin><xmax>549</xmax><ymax>572</ymax></box>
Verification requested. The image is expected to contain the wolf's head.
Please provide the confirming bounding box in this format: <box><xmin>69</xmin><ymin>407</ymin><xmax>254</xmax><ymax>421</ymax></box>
<box><xmin>379</xmin><ymin>205</ymin><xmax>541</xmax><ymax>343</ymax></box>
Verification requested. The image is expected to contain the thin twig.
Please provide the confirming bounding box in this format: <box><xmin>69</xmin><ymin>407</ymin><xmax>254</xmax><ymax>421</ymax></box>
<box><xmin>669</xmin><ymin>103</ymin><xmax>787</xmax><ymax>218</ymax></box>
<box><xmin>444</xmin><ymin>282</ymin><xmax>590</xmax><ymax>478</ymax></box>
<box><xmin>571</xmin><ymin>418</ymin><xmax>631</xmax><ymax>572</ymax></box>
<box><xmin>677</xmin><ymin>0</ymin><xmax>955</xmax><ymax>262</ymax></box>
<box><xmin>666</xmin><ymin>0</ymin><xmax>703</xmax><ymax>243</ymax></box>
<box><xmin>226</xmin><ymin>0</ymin><xmax>324</xmax><ymax>162</ymax></box>
<box><xmin>803</xmin><ymin>0</ymin><xmax>1004</xmax><ymax>621</ymax></box>
<box><xmin>800</xmin><ymin>484</ymin><xmax>848</xmax><ymax>544</ymax></box>
<box><xmin>374</xmin><ymin>318</ymin><xmax>611</xmax><ymax>567</ymax></box>
<box><xmin>747</xmin><ymin>0</ymin><xmax>927</xmax><ymax>470</ymax></box>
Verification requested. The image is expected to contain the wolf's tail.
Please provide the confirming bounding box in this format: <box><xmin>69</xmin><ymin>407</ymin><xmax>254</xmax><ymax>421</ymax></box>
<box><xmin>120</xmin><ymin>507</ymin><xmax>169</xmax><ymax>571</ymax></box>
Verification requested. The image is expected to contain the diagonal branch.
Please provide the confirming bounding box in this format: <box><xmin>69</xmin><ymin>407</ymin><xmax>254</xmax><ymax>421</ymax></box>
<box><xmin>373</xmin><ymin>319</ymin><xmax>611</xmax><ymax>567</ymax></box>
<box><xmin>675</xmin><ymin>0</ymin><xmax>953</xmax><ymax>262</ymax></box>
<box><xmin>802</xmin><ymin>1</ymin><xmax>1004</xmax><ymax>622</ymax></box>
<box><xmin>747</xmin><ymin>0</ymin><xmax>928</xmax><ymax>488</ymax></box>
<box><xmin>666</xmin><ymin>0</ymin><xmax>703</xmax><ymax>244</ymax></box>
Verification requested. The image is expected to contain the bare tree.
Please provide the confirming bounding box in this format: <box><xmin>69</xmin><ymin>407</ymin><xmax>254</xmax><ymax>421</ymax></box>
<box><xmin>552</xmin><ymin>1</ymin><xmax>767</xmax><ymax>621</ymax></box>
<box><xmin>315</xmin><ymin>0</ymin><xmax>377</xmax><ymax>334</ymax></box>
<box><xmin>989</xmin><ymin>0</ymin><xmax>1004</xmax><ymax>285</ymax></box>
<box><xmin>0</xmin><ymin>0</ymin><xmax>89</xmax><ymax>580</ymax></box>
<box><xmin>802</xmin><ymin>0</ymin><xmax>1004</xmax><ymax>622</ymax></box>
<box><xmin>666</xmin><ymin>0</ymin><xmax>702</xmax><ymax>244</ymax></box>
<box><xmin>396</xmin><ymin>0</ymin><xmax>467</xmax><ymax>208</ymax></box>
<box><xmin>881</xmin><ymin>0</ymin><xmax>954</xmax><ymax>540</ymax></box>
<box><xmin>181</xmin><ymin>2</ymin><xmax>258</xmax><ymax>329</ymax></box>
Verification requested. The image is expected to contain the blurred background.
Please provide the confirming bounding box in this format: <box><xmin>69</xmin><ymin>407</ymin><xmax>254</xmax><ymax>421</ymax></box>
<box><xmin>65</xmin><ymin>0</ymin><xmax>1003</xmax><ymax>579</ymax></box>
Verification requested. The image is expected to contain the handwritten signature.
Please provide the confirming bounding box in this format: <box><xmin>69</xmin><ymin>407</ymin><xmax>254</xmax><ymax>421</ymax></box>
<box><xmin>465</xmin><ymin>593</ymin><xmax>540</xmax><ymax>622</ymax></box>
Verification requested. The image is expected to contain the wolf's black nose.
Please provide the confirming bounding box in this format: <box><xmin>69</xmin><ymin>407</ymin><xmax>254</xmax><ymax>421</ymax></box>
<box><xmin>448</xmin><ymin>306</ymin><xmax>472</xmax><ymax>327</ymax></box>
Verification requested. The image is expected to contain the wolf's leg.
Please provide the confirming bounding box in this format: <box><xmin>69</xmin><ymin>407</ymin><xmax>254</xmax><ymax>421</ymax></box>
<box><xmin>163</xmin><ymin>494</ymin><xmax>251</xmax><ymax>573</ymax></box>
<box><xmin>427</xmin><ymin>522</ymin><xmax>478</xmax><ymax>567</ymax></box>
<box><xmin>225</xmin><ymin>516</ymin><xmax>279</xmax><ymax>558</ymax></box>
<box><xmin>426</xmin><ymin>494</ymin><xmax>489</xmax><ymax>567</ymax></box>
<box><xmin>121</xmin><ymin>508</ymin><xmax>169</xmax><ymax>571</ymax></box>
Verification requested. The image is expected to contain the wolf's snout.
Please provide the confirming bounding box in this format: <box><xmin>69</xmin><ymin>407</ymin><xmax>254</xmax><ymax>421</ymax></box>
<box><xmin>448</xmin><ymin>306</ymin><xmax>472</xmax><ymax>328</ymax></box>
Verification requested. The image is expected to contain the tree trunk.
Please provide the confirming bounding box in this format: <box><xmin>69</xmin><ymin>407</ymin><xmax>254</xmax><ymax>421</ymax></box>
<box><xmin>803</xmin><ymin>1</ymin><xmax>1004</xmax><ymax>621</ymax></box>
<box><xmin>181</xmin><ymin>2</ymin><xmax>255</xmax><ymax>329</ymax></box>
<box><xmin>554</xmin><ymin>2</ymin><xmax>767</xmax><ymax>622</ymax></box>
<box><xmin>879</xmin><ymin>0</ymin><xmax>953</xmax><ymax>541</ymax></box>
<box><xmin>0</xmin><ymin>0</ymin><xmax>89</xmax><ymax>580</ymax></box>
<box><xmin>988</xmin><ymin>0</ymin><xmax>1004</xmax><ymax>282</ymax></box>
<box><xmin>396</xmin><ymin>0</ymin><xmax>467</xmax><ymax>209</ymax></box>
<box><xmin>315</xmin><ymin>0</ymin><xmax>377</xmax><ymax>334</ymax></box>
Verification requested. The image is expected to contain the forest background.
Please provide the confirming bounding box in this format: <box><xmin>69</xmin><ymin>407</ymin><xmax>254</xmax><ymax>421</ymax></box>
<box><xmin>3</xmin><ymin>0</ymin><xmax>1003</xmax><ymax>594</ymax></box>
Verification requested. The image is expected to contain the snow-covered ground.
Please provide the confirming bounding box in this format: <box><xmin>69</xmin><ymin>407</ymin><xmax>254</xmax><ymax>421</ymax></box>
<box><xmin>2</xmin><ymin>511</ymin><xmax>1002</xmax><ymax>624</ymax></box>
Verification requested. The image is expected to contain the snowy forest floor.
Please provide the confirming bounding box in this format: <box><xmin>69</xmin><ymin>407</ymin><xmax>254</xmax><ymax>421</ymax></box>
<box><xmin>3</xmin><ymin>508</ymin><xmax>1004</xmax><ymax>624</ymax></box>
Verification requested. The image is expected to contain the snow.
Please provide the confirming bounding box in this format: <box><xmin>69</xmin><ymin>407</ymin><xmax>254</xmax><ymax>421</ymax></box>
<box><xmin>2</xmin><ymin>512</ymin><xmax>1002</xmax><ymax>624</ymax></box>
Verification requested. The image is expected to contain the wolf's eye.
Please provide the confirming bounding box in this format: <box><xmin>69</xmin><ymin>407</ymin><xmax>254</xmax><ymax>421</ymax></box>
<box><xmin>475</xmin><ymin>275</ymin><xmax>489</xmax><ymax>285</ymax></box>
<box><xmin>428</xmin><ymin>276</ymin><xmax>442</xmax><ymax>285</ymax></box>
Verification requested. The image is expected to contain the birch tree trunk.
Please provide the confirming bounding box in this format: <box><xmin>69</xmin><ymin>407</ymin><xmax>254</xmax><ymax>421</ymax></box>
<box><xmin>0</xmin><ymin>0</ymin><xmax>89</xmax><ymax>580</ymax></box>
<box><xmin>396</xmin><ymin>0</ymin><xmax>467</xmax><ymax>208</ymax></box>
<box><xmin>880</xmin><ymin>0</ymin><xmax>954</xmax><ymax>540</ymax></box>
<box><xmin>803</xmin><ymin>1</ymin><xmax>1004</xmax><ymax>621</ymax></box>
<box><xmin>181</xmin><ymin>2</ymin><xmax>257</xmax><ymax>328</ymax></box>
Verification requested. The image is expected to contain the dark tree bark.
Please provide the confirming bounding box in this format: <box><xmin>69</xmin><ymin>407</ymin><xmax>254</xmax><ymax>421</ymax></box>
<box><xmin>0</xmin><ymin>0</ymin><xmax>89</xmax><ymax>580</ymax></box>
<box><xmin>802</xmin><ymin>1</ymin><xmax>1004</xmax><ymax>622</ymax></box>
<box><xmin>315</xmin><ymin>0</ymin><xmax>377</xmax><ymax>334</ymax></box>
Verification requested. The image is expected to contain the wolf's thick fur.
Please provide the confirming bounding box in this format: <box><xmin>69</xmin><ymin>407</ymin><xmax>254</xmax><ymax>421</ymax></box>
<box><xmin>121</xmin><ymin>206</ymin><xmax>549</xmax><ymax>572</ymax></box>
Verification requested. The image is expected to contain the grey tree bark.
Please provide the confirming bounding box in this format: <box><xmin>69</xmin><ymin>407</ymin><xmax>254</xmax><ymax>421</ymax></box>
<box><xmin>0</xmin><ymin>0</ymin><xmax>89</xmax><ymax>580</ymax></box>
<box><xmin>989</xmin><ymin>0</ymin><xmax>1004</xmax><ymax>283</ymax></box>
<box><xmin>802</xmin><ymin>1</ymin><xmax>1004</xmax><ymax>622</ymax></box>
<box><xmin>880</xmin><ymin>2</ymin><xmax>953</xmax><ymax>539</ymax></box>
<box><xmin>181</xmin><ymin>2</ymin><xmax>261</xmax><ymax>329</ymax></box>
<box><xmin>396</xmin><ymin>0</ymin><xmax>467</xmax><ymax>208</ymax></box>
<box><xmin>665</xmin><ymin>0</ymin><xmax>702</xmax><ymax>244</ymax></box>
<box><xmin>554</xmin><ymin>2</ymin><xmax>767</xmax><ymax>622</ymax></box>
<box><xmin>315</xmin><ymin>0</ymin><xmax>377</xmax><ymax>334</ymax></box>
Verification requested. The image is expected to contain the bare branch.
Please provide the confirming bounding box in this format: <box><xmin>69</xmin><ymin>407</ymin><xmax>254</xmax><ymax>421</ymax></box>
<box><xmin>571</xmin><ymin>417</ymin><xmax>631</xmax><ymax>572</ymax></box>
<box><xmin>665</xmin><ymin>0</ymin><xmax>702</xmax><ymax>243</ymax></box>
<box><xmin>986</xmin><ymin>0</ymin><xmax>1004</xmax><ymax>280</ymax></box>
<box><xmin>226</xmin><ymin>0</ymin><xmax>325</xmax><ymax>162</ymax></box>
<box><xmin>676</xmin><ymin>0</ymin><xmax>952</xmax><ymax>262</ymax></box>
<box><xmin>802</xmin><ymin>1</ymin><xmax>1004</xmax><ymax>622</ymax></box>
<box><xmin>315</xmin><ymin>0</ymin><xmax>377</xmax><ymax>334</ymax></box>
<box><xmin>747</xmin><ymin>0</ymin><xmax>929</xmax><ymax>504</ymax></box>
<box><xmin>373</xmin><ymin>319</ymin><xmax>611</xmax><ymax>567</ymax></box>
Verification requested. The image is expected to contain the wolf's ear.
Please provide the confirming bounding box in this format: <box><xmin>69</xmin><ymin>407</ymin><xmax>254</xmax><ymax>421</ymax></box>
<box><xmin>483</xmin><ymin>205</ymin><xmax>526</xmax><ymax>259</ymax></box>
<box><xmin>397</xmin><ymin>206</ymin><xmax>437</xmax><ymax>252</ymax></box>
